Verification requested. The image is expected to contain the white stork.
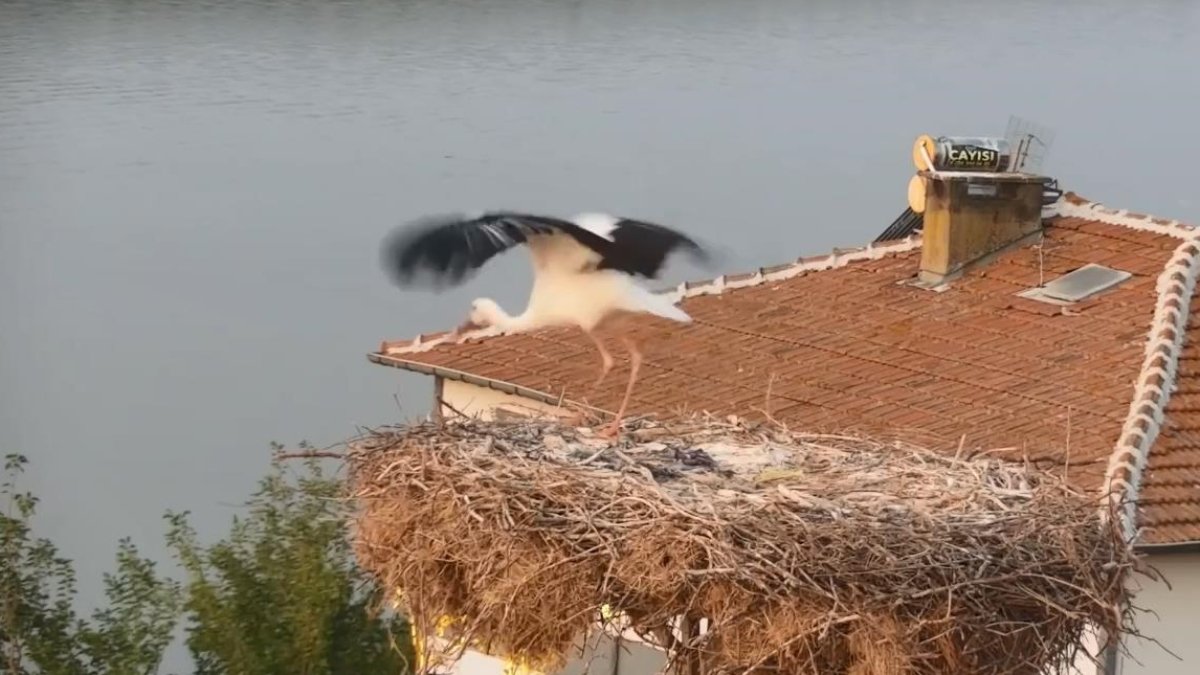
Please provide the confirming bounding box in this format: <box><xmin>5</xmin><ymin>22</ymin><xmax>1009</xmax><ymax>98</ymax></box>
<box><xmin>379</xmin><ymin>211</ymin><xmax>712</xmax><ymax>437</ymax></box>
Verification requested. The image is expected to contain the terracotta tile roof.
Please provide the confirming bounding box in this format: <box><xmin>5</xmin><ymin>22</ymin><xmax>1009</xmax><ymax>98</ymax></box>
<box><xmin>370</xmin><ymin>193</ymin><xmax>1200</xmax><ymax>547</ymax></box>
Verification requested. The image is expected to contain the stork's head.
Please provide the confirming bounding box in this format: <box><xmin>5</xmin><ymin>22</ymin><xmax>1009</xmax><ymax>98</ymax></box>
<box><xmin>455</xmin><ymin>298</ymin><xmax>506</xmax><ymax>334</ymax></box>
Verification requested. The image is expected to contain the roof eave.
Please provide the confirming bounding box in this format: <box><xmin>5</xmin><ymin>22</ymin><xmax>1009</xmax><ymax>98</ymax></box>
<box><xmin>368</xmin><ymin>352</ymin><xmax>609</xmax><ymax>414</ymax></box>
<box><xmin>1133</xmin><ymin>539</ymin><xmax>1200</xmax><ymax>554</ymax></box>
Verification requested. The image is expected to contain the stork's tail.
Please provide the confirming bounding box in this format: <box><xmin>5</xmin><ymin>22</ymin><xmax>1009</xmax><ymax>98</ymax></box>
<box><xmin>628</xmin><ymin>284</ymin><xmax>692</xmax><ymax>323</ymax></box>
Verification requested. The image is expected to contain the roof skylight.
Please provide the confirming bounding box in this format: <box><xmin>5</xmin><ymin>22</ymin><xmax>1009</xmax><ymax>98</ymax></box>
<box><xmin>1018</xmin><ymin>263</ymin><xmax>1132</xmax><ymax>304</ymax></box>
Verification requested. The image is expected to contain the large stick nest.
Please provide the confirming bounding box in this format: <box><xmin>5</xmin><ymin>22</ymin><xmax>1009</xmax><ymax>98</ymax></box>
<box><xmin>346</xmin><ymin>416</ymin><xmax>1141</xmax><ymax>675</ymax></box>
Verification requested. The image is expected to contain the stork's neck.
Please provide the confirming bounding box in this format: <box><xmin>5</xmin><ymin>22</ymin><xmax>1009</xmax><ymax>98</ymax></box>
<box><xmin>485</xmin><ymin>303</ymin><xmax>538</xmax><ymax>333</ymax></box>
<box><xmin>497</xmin><ymin>308</ymin><xmax>538</xmax><ymax>332</ymax></box>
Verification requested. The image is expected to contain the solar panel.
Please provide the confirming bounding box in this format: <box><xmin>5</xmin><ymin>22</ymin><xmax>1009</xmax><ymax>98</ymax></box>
<box><xmin>874</xmin><ymin>207</ymin><xmax>923</xmax><ymax>243</ymax></box>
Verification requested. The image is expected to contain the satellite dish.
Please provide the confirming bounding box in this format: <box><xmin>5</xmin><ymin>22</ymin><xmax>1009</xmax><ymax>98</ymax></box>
<box><xmin>907</xmin><ymin>175</ymin><xmax>927</xmax><ymax>214</ymax></box>
<box><xmin>912</xmin><ymin>134</ymin><xmax>937</xmax><ymax>172</ymax></box>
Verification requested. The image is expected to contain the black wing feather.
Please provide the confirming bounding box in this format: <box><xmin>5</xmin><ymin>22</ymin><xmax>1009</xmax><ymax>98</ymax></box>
<box><xmin>379</xmin><ymin>211</ymin><xmax>612</xmax><ymax>289</ymax></box>
<box><xmin>596</xmin><ymin>218</ymin><xmax>711</xmax><ymax>278</ymax></box>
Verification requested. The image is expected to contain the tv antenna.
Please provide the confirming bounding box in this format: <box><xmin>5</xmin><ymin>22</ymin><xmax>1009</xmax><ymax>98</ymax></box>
<box><xmin>1003</xmin><ymin>115</ymin><xmax>1057</xmax><ymax>173</ymax></box>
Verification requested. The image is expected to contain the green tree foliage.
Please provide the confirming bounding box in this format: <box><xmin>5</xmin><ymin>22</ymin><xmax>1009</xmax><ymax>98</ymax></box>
<box><xmin>0</xmin><ymin>453</ymin><xmax>180</xmax><ymax>675</ymax></box>
<box><xmin>164</xmin><ymin>448</ymin><xmax>413</xmax><ymax>675</ymax></box>
<box><xmin>1</xmin><ymin>449</ymin><xmax>412</xmax><ymax>675</ymax></box>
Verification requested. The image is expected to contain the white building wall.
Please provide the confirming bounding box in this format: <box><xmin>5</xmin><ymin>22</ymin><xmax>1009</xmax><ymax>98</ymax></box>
<box><xmin>440</xmin><ymin>379</ymin><xmax>566</xmax><ymax>421</ymax></box>
<box><xmin>1116</xmin><ymin>550</ymin><xmax>1200</xmax><ymax>675</ymax></box>
<box><xmin>417</xmin><ymin>628</ymin><xmax>666</xmax><ymax>675</ymax></box>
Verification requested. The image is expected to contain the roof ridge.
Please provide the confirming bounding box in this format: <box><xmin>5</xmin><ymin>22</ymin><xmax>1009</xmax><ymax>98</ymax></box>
<box><xmin>1041</xmin><ymin>192</ymin><xmax>1200</xmax><ymax>543</ymax></box>
<box><xmin>656</xmin><ymin>234</ymin><xmax>923</xmax><ymax>302</ymax></box>
<box><xmin>1065</xmin><ymin>192</ymin><xmax>1200</xmax><ymax>544</ymax></box>
<box><xmin>1048</xmin><ymin>192</ymin><xmax>1196</xmax><ymax>239</ymax></box>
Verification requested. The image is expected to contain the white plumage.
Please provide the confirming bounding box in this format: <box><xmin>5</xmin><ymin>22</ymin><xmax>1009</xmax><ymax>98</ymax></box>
<box><xmin>380</xmin><ymin>210</ymin><xmax>711</xmax><ymax>437</ymax></box>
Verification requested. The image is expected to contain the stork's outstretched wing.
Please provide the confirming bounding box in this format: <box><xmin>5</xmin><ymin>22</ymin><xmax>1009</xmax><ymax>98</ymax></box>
<box><xmin>380</xmin><ymin>211</ymin><xmax>711</xmax><ymax>289</ymax></box>
<box><xmin>379</xmin><ymin>212</ymin><xmax>608</xmax><ymax>288</ymax></box>
<box><xmin>591</xmin><ymin>217</ymin><xmax>710</xmax><ymax>278</ymax></box>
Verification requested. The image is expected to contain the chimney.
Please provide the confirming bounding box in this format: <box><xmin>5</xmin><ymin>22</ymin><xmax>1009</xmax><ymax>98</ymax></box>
<box><xmin>908</xmin><ymin>135</ymin><xmax>1048</xmax><ymax>285</ymax></box>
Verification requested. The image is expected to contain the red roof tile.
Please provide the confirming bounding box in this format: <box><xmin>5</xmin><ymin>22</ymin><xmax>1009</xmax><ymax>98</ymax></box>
<box><xmin>371</xmin><ymin>193</ymin><xmax>1200</xmax><ymax>546</ymax></box>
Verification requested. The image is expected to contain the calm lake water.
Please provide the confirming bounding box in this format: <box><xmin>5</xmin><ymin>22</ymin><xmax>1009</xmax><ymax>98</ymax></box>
<box><xmin>2</xmin><ymin>0</ymin><xmax>1198</xmax><ymax>668</ymax></box>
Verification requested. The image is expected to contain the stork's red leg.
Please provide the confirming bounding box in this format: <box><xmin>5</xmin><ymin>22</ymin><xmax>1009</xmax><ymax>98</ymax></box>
<box><xmin>598</xmin><ymin>337</ymin><xmax>642</xmax><ymax>439</ymax></box>
<box><xmin>586</xmin><ymin>330</ymin><xmax>615</xmax><ymax>391</ymax></box>
<box><xmin>560</xmin><ymin>330</ymin><xmax>615</xmax><ymax>427</ymax></box>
